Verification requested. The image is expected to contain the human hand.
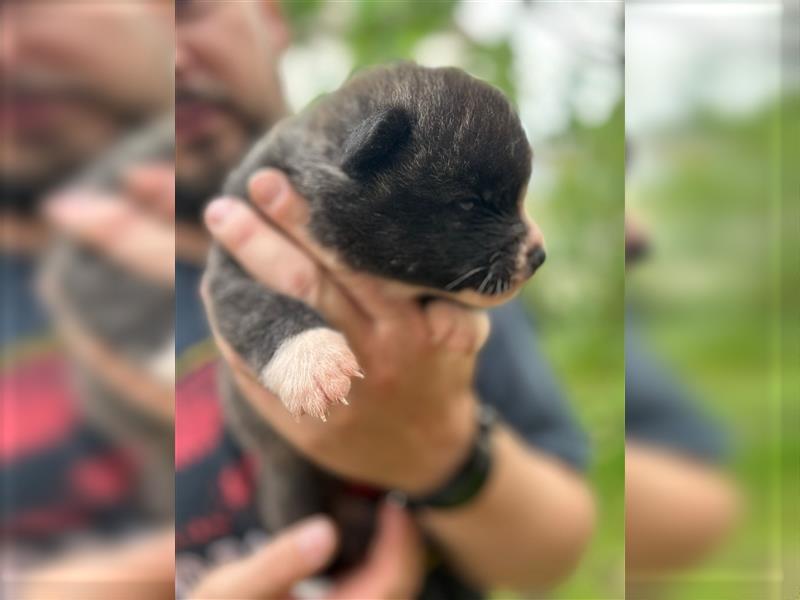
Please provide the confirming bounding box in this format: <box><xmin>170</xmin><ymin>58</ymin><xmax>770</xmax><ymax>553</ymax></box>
<box><xmin>202</xmin><ymin>168</ymin><xmax>490</xmax><ymax>495</ymax></box>
<box><xmin>43</xmin><ymin>163</ymin><xmax>176</xmax><ymax>285</ymax></box>
<box><xmin>190</xmin><ymin>502</ymin><xmax>423</xmax><ymax>600</ymax></box>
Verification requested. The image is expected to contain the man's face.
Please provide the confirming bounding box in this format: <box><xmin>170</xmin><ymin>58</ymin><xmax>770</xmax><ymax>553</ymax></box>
<box><xmin>175</xmin><ymin>0</ymin><xmax>289</xmax><ymax>217</ymax></box>
<box><xmin>0</xmin><ymin>2</ymin><xmax>172</xmax><ymax>211</ymax></box>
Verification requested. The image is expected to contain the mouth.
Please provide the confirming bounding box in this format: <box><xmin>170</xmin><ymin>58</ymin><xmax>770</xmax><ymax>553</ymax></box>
<box><xmin>1</xmin><ymin>87</ymin><xmax>83</xmax><ymax>134</ymax></box>
<box><xmin>437</xmin><ymin>266</ymin><xmax>535</xmax><ymax>309</ymax></box>
<box><xmin>175</xmin><ymin>100</ymin><xmax>223</xmax><ymax>140</ymax></box>
<box><xmin>435</xmin><ymin>242</ymin><xmax>546</xmax><ymax>308</ymax></box>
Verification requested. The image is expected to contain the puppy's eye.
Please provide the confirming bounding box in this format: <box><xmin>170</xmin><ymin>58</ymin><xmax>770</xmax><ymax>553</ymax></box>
<box><xmin>459</xmin><ymin>199</ymin><xmax>478</xmax><ymax>211</ymax></box>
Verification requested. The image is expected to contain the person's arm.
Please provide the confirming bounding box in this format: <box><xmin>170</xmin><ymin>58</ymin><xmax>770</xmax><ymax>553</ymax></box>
<box><xmin>419</xmin><ymin>426</ymin><xmax>594</xmax><ymax>591</ymax></box>
<box><xmin>202</xmin><ymin>169</ymin><xmax>594</xmax><ymax>591</ymax></box>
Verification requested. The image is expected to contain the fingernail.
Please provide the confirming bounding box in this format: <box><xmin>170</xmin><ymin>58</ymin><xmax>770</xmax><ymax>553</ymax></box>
<box><xmin>295</xmin><ymin>517</ymin><xmax>337</xmax><ymax>569</ymax></box>
<box><xmin>249</xmin><ymin>170</ymin><xmax>286</xmax><ymax>208</ymax></box>
<box><xmin>205</xmin><ymin>197</ymin><xmax>234</xmax><ymax>227</ymax></box>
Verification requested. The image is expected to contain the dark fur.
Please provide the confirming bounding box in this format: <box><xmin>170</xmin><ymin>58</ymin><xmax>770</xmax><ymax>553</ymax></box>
<box><xmin>206</xmin><ymin>63</ymin><xmax>533</xmax><ymax>575</ymax></box>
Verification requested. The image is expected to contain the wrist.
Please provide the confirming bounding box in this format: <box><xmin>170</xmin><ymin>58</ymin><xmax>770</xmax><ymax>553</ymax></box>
<box><xmin>395</xmin><ymin>392</ymin><xmax>479</xmax><ymax>495</ymax></box>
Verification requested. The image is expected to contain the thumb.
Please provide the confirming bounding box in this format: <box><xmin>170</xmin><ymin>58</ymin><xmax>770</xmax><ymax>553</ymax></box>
<box><xmin>425</xmin><ymin>300</ymin><xmax>491</xmax><ymax>355</ymax></box>
<box><xmin>190</xmin><ymin>516</ymin><xmax>338</xmax><ymax>599</ymax></box>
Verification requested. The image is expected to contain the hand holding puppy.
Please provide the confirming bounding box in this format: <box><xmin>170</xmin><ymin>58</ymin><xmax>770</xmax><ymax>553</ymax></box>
<box><xmin>203</xmin><ymin>168</ymin><xmax>489</xmax><ymax>495</ymax></box>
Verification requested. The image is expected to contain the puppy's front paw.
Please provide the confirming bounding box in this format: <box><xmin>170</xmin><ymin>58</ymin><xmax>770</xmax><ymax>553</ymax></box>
<box><xmin>259</xmin><ymin>327</ymin><xmax>362</xmax><ymax>421</ymax></box>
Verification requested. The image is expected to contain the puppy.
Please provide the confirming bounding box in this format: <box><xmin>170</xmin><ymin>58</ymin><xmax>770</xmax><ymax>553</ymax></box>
<box><xmin>207</xmin><ymin>62</ymin><xmax>544</xmax><ymax>572</ymax></box>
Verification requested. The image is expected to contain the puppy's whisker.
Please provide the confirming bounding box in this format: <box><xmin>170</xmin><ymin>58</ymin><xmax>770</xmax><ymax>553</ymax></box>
<box><xmin>445</xmin><ymin>266</ymin><xmax>487</xmax><ymax>291</ymax></box>
<box><xmin>478</xmin><ymin>270</ymin><xmax>493</xmax><ymax>294</ymax></box>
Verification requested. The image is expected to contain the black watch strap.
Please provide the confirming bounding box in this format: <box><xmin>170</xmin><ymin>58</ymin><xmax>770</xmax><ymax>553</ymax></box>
<box><xmin>396</xmin><ymin>405</ymin><xmax>497</xmax><ymax>511</ymax></box>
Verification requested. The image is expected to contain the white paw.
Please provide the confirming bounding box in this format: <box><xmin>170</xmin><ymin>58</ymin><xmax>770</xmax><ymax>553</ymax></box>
<box><xmin>259</xmin><ymin>328</ymin><xmax>362</xmax><ymax>421</ymax></box>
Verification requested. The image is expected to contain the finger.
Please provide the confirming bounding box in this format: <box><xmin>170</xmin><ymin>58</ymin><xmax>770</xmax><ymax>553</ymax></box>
<box><xmin>248</xmin><ymin>169</ymin><xmax>416</xmax><ymax>322</ymax></box>
<box><xmin>425</xmin><ymin>301</ymin><xmax>491</xmax><ymax>355</ymax></box>
<box><xmin>124</xmin><ymin>164</ymin><xmax>175</xmax><ymax>222</ymax></box>
<box><xmin>205</xmin><ymin>197</ymin><xmax>320</xmax><ymax>303</ymax></box>
<box><xmin>327</xmin><ymin>502</ymin><xmax>423</xmax><ymax>600</ymax></box>
<box><xmin>190</xmin><ymin>516</ymin><xmax>338</xmax><ymax>600</ymax></box>
<box><xmin>44</xmin><ymin>193</ymin><xmax>174</xmax><ymax>286</ymax></box>
<box><xmin>205</xmin><ymin>196</ymin><xmax>371</xmax><ymax>340</ymax></box>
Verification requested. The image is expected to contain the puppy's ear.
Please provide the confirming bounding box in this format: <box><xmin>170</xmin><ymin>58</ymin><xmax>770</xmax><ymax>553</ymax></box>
<box><xmin>342</xmin><ymin>106</ymin><xmax>412</xmax><ymax>178</ymax></box>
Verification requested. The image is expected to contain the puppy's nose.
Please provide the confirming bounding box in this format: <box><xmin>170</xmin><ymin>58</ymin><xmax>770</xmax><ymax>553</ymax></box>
<box><xmin>526</xmin><ymin>246</ymin><xmax>546</xmax><ymax>274</ymax></box>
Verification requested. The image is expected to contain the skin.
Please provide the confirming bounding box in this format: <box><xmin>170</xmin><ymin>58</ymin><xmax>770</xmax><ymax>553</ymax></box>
<box><xmin>175</xmin><ymin>6</ymin><xmax>435</xmax><ymax>595</ymax></box>
<box><xmin>39</xmin><ymin>167</ymin><xmax>176</xmax><ymax>422</ymax></box>
<box><xmin>624</xmin><ymin>215</ymin><xmax>741</xmax><ymax>594</ymax></box>
<box><xmin>1</xmin><ymin>0</ymin><xmax>176</xmax><ymax>419</ymax></box>
<box><xmin>0</xmin><ymin>1</ymin><xmax>172</xmax><ymax>189</ymax></box>
<box><xmin>201</xmin><ymin>169</ymin><xmax>596</xmax><ymax>592</ymax></box>
<box><xmin>175</xmin><ymin>0</ymin><xmax>289</xmax><ymax>203</ymax></box>
<box><xmin>17</xmin><ymin>530</ymin><xmax>175</xmax><ymax>600</ymax></box>
<box><xmin>625</xmin><ymin>444</ymin><xmax>741</xmax><ymax>600</ymax></box>
<box><xmin>44</xmin><ymin>166</ymin><xmax>176</xmax><ymax>286</ymax></box>
<box><xmin>172</xmin><ymin>2</ymin><xmax>594</xmax><ymax>592</ymax></box>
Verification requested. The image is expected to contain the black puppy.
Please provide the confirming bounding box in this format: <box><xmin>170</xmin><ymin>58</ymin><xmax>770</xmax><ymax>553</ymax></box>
<box><xmin>206</xmin><ymin>62</ymin><xmax>544</xmax><ymax>570</ymax></box>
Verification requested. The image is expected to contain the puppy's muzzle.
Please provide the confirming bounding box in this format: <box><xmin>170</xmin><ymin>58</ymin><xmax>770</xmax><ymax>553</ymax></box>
<box><xmin>524</xmin><ymin>245</ymin><xmax>547</xmax><ymax>276</ymax></box>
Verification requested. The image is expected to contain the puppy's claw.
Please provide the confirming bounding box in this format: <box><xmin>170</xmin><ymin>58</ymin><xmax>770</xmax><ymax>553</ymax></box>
<box><xmin>260</xmin><ymin>327</ymin><xmax>361</xmax><ymax>423</ymax></box>
<box><xmin>340</xmin><ymin>397</ymin><xmax>349</xmax><ymax>406</ymax></box>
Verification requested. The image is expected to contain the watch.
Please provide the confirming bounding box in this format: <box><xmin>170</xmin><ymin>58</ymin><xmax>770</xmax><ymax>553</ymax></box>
<box><xmin>393</xmin><ymin>404</ymin><xmax>497</xmax><ymax>511</ymax></box>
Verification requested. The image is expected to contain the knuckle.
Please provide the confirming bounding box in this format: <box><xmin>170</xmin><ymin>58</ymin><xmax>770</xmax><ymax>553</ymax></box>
<box><xmin>225</xmin><ymin>214</ymin><xmax>258</xmax><ymax>251</ymax></box>
<box><xmin>368</xmin><ymin>365</ymin><xmax>397</xmax><ymax>388</ymax></box>
<box><xmin>286</xmin><ymin>269</ymin><xmax>315</xmax><ymax>300</ymax></box>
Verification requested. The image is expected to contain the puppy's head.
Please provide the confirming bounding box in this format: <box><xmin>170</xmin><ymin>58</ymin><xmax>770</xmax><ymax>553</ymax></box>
<box><xmin>311</xmin><ymin>64</ymin><xmax>543</xmax><ymax>307</ymax></box>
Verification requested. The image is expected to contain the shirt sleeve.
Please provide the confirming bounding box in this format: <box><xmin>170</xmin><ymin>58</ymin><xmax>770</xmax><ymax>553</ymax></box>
<box><xmin>625</xmin><ymin>316</ymin><xmax>729</xmax><ymax>463</ymax></box>
<box><xmin>475</xmin><ymin>300</ymin><xmax>590</xmax><ymax>471</ymax></box>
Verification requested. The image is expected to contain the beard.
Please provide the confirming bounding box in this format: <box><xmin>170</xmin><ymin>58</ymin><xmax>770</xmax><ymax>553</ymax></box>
<box><xmin>3</xmin><ymin>84</ymin><xmax>158</xmax><ymax>217</ymax></box>
<box><xmin>175</xmin><ymin>127</ymin><xmax>266</xmax><ymax>225</ymax></box>
<box><xmin>174</xmin><ymin>82</ymin><xmax>280</xmax><ymax>225</ymax></box>
<box><xmin>175</xmin><ymin>177</ymin><xmax>221</xmax><ymax>224</ymax></box>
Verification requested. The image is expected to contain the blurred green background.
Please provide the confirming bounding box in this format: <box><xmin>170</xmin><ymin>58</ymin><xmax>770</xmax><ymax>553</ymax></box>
<box><xmin>626</xmin><ymin>3</ymin><xmax>796</xmax><ymax>598</ymax></box>
<box><xmin>626</xmin><ymin>92</ymin><xmax>798</xmax><ymax>600</ymax></box>
<box><xmin>283</xmin><ymin>2</ymin><xmax>626</xmax><ymax>599</ymax></box>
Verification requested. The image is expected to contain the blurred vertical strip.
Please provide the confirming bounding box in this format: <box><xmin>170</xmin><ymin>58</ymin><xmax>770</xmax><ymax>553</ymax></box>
<box><xmin>1</xmin><ymin>2</ymin><xmax>175</xmax><ymax>597</ymax></box>
<box><xmin>781</xmin><ymin>0</ymin><xmax>800</xmax><ymax>597</ymax></box>
<box><xmin>625</xmin><ymin>1</ymin><xmax>795</xmax><ymax>598</ymax></box>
